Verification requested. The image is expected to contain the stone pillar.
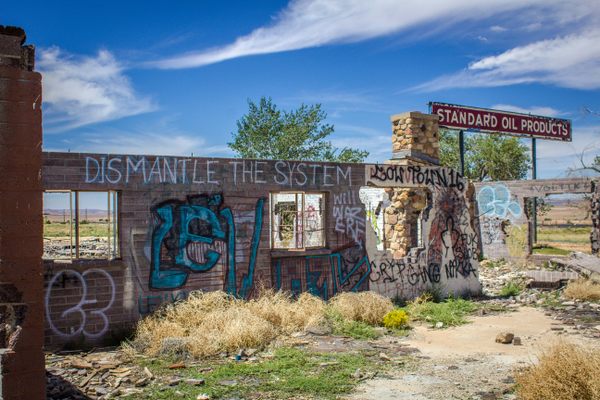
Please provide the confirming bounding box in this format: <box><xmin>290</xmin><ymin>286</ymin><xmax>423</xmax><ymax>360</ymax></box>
<box><xmin>592</xmin><ymin>181</ymin><xmax>599</xmax><ymax>255</ymax></box>
<box><xmin>390</xmin><ymin>112</ymin><xmax>440</xmax><ymax>166</ymax></box>
<box><xmin>384</xmin><ymin>112</ymin><xmax>440</xmax><ymax>258</ymax></box>
<box><xmin>0</xmin><ymin>26</ymin><xmax>45</xmax><ymax>399</ymax></box>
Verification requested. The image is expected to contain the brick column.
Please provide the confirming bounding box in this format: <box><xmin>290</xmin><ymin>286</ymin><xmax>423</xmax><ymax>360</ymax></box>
<box><xmin>0</xmin><ymin>26</ymin><xmax>45</xmax><ymax>399</ymax></box>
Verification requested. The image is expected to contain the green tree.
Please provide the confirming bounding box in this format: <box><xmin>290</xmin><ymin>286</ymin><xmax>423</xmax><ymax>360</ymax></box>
<box><xmin>228</xmin><ymin>97</ymin><xmax>369</xmax><ymax>162</ymax></box>
<box><xmin>439</xmin><ymin>129</ymin><xmax>531</xmax><ymax>181</ymax></box>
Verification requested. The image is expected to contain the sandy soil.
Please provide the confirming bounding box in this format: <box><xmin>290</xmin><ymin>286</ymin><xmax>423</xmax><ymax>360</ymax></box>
<box><xmin>347</xmin><ymin>307</ymin><xmax>596</xmax><ymax>400</ymax></box>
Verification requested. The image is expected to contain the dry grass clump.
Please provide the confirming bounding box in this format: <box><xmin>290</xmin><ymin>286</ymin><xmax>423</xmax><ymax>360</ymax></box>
<box><xmin>329</xmin><ymin>291</ymin><xmax>393</xmax><ymax>325</ymax></box>
<box><xmin>516</xmin><ymin>341</ymin><xmax>600</xmax><ymax>400</ymax></box>
<box><xmin>186</xmin><ymin>306</ymin><xmax>278</xmax><ymax>358</ymax></box>
<box><xmin>132</xmin><ymin>290</ymin><xmax>394</xmax><ymax>359</ymax></box>
<box><xmin>132</xmin><ymin>290</ymin><xmax>327</xmax><ymax>358</ymax></box>
<box><xmin>243</xmin><ymin>290</ymin><xmax>326</xmax><ymax>334</ymax></box>
<box><xmin>564</xmin><ymin>278</ymin><xmax>600</xmax><ymax>301</ymax></box>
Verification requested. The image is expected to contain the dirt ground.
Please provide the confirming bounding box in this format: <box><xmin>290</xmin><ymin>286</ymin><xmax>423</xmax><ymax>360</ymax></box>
<box><xmin>346</xmin><ymin>307</ymin><xmax>598</xmax><ymax>400</ymax></box>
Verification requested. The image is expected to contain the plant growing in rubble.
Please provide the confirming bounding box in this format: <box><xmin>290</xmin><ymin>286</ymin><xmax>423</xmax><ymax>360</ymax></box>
<box><xmin>229</xmin><ymin>97</ymin><xmax>369</xmax><ymax>162</ymax></box>
<box><xmin>382</xmin><ymin>309</ymin><xmax>410</xmax><ymax>329</ymax></box>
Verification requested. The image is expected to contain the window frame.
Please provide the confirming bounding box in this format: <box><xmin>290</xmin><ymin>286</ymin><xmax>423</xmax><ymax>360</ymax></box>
<box><xmin>269</xmin><ymin>191</ymin><xmax>326</xmax><ymax>250</ymax></box>
<box><xmin>43</xmin><ymin>189</ymin><xmax>121</xmax><ymax>261</ymax></box>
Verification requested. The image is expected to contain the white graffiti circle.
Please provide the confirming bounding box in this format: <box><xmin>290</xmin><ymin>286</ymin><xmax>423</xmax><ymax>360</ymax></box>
<box><xmin>45</xmin><ymin>269</ymin><xmax>115</xmax><ymax>339</ymax></box>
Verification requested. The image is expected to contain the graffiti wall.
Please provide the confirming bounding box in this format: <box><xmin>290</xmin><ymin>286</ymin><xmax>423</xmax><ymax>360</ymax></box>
<box><xmin>365</xmin><ymin>165</ymin><xmax>481</xmax><ymax>299</ymax></box>
<box><xmin>473</xmin><ymin>178</ymin><xmax>594</xmax><ymax>261</ymax></box>
<box><xmin>41</xmin><ymin>151</ymin><xmax>483</xmax><ymax>347</ymax></box>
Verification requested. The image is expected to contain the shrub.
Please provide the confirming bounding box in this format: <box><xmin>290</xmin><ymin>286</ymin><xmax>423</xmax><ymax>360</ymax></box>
<box><xmin>499</xmin><ymin>280</ymin><xmax>523</xmax><ymax>297</ymax></box>
<box><xmin>516</xmin><ymin>342</ymin><xmax>600</xmax><ymax>400</ymax></box>
<box><xmin>382</xmin><ymin>309</ymin><xmax>409</xmax><ymax>329</ymax></box>
<box><xmin>564</xmin><ymin>279</ymin><xmax>600</xmax><ymax>301</ymax></box>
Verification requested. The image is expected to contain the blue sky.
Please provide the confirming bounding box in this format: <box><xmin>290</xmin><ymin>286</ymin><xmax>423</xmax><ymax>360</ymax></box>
<box><xmin>3</xmin><ymin>0</ymin><xmax>600</xmax><ymax>179</ymax></box>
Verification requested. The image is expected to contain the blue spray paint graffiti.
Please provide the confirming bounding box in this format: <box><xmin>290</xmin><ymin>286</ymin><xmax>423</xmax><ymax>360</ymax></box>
<box><xmin>273</xmin><ymin>244</ymin><xmax>371</xmax><ymax>300</ymax></box>
<box><xmin>150</xmin><ymin>193</ymin><xmax>264</xmax><ymax>298</ymax></box>
<box><xmin>477</xmin><ymin>184</ymin><xmax>522</xmax><ymax>219</ymax></box>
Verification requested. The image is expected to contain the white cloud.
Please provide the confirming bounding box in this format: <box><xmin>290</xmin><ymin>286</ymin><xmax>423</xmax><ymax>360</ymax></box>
<box><xmin>533</xmin><ymin>125</ymin><xmax>600</xmax><ymax>177</ymax></box>
<box><xmin>39</xmin><ymin>47</ymin><xmax>156</xmax><ymax>132</ymax></box>
<box><xmin>415</xmin><ymin>29</ymin><xmax>600</xmax><ymax>91</ymax></box>
<box><xmin>150</xmin><ymin>0</ymin><xmax>578</xmax><ymax>70</ymax></box>
<box><xmin>490</xmin><ymin>25</ymin><xmax>507</xmax><ymax>33</ymax></box>
<box><xmin>490</xmin><ymin>104</ymin><xmax>562</xmax><ymax>117</ymax></box>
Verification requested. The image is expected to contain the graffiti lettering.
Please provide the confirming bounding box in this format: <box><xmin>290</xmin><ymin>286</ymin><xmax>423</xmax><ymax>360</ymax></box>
<box><xmin>149</xmin><ymin>193</ymin><xmax>264</xmax><ymax>298</ymax></box>
<box><xmin>84</xmin><ymin>155</ymin><xmax>352</xmax><ymax>188</ymax></box>
<box><xmin>367</xmin><ymin>165</ymin><xmax>465</xmax><ymax>192</ymax></box>
<box><xmin>273</xmin><ymin>244</ymin><xmax>371</xmax><ymax>300</ymax></box>
<box><xmin>45</xmin><ymin>269</ymin><xmax>115</xmax><ymax>339</ymax></box>
<box><xmin>333</xmin><ymin>190</ymin><xmax>365</xmax><ymax>245</ymax></box>
<box><xmin>477</xmin><ymin>184</ymin><xmax>522</xmax><ymax>219</ymax></box>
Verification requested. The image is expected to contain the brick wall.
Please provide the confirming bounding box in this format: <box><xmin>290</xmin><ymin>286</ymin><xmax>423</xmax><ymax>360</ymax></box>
<box><xmin>0</xmin><ymin>26</ymin><xmax>45</xmax><ymax>400</ymax></box>
<box><xmin>41</xmin><ymin>111</ymin><xmax>483</xmax><ymax>349</ymax></box>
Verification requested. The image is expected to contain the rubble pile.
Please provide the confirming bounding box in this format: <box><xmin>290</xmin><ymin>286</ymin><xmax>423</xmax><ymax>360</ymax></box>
<box><xmin>43</xmin><ymin>237</ymin><xmax>110</xmax><ymax>259</ymax></box>
<box><xmin>46</xmin><ymin>351</ymin><xmax>150</xmax><ymax>399</ymax></box>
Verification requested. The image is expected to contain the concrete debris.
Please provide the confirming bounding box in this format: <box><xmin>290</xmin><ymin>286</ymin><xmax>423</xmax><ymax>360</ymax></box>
<box><xmin>550</xmin><ymin>252</ymin><xmax>600</xmax><ymax>279</ymax></box>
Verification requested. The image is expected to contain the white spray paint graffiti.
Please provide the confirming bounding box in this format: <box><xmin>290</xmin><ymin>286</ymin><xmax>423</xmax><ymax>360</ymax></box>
<box><xmin>333</xmin><ymin>190</ymin><xmax>365</xmax><ymax>245</ymax></box>
<box><xmin>84</xmin><ymin>155</ymin><xmax>353</xmax><ymax>188</ymax></box>
<box><xmin>45</xmin><ymin>269</ymin><xmax>115</xmax><ymax>339</ymax></box>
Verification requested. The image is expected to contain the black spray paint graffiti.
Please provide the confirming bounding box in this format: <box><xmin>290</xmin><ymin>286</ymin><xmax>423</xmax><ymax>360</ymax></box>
<box><xmin>368</xmin><ymin>257</ymin><xmax>441</xmax><ymax>287</ymax></box>
<box><xmin>150</xmin><ymin>193</ymin><xmax>264</xmax><ymax>298</ymax></box>
<box><xmin>368</xmin><ymin>165</ymin><xmax>465</xmax><ymax>192</ymax></box>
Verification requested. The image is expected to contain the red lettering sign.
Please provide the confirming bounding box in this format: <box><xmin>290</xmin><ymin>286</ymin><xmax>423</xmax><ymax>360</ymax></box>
<box><xmin>430</xmin><ymin>102</ymin><xmax>571</xmax><ymax>142</ymax></box>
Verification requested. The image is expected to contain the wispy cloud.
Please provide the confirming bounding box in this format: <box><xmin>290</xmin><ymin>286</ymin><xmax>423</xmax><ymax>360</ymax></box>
<box><xmin>331</xmin><ymin>123</ymin><xmax>391</xmax><ymax>162</ymax></box>
<box><xmin>535</xmin><ymin>125</ymin><xmax>600</xmax><ymax>177</ymax></box>
<box><xmin>415</xmin><ymin>29</ymin><xmax>600</xmax><ymax>91</ymax></box>
<box><xmin>282</xmin><ymin>89</ymin><xmax>385</xmax><ymax>117</ymax></box>
<box><xmin>46</xmin><ymin>129</ymin><xmax>232</xmax><ymax>157</ymax></box>
<box><xmin>491</xmin><ymin>104</ymin><xmax>563</xmax><ymax>117</ymax></box>
<box><xmin>39</xmin><ymin>47</ymin><xmax>156</xmax><ymax>132</ymax></box>
<box><xmin>149</xmin><ymin>0</ymin><xmax>575</xmax><ymax>70</ymax></box>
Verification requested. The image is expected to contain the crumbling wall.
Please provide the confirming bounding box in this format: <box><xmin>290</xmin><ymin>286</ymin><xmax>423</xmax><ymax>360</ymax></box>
<box><xmin>41</xmin><ymin>112</ymin><xmax>482</xmax><ymax>348</ymax></box>
<box><xmin>474</xmin><ymin>179</ymin><xmax>595</xmax><ymax>262</ymax></box>
<box><xmin>0</xmin><ymin>26</ymin><xmax>45</xmax><ymax>399</ymax></box>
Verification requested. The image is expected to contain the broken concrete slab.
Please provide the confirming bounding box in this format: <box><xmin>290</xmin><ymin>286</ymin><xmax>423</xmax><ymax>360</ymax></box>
<box><xmin>525</xmin><ymin>270</ymin><xmax>579</xmax><ymax>289</ymax></box>
<box><xmin>550</xmin><ymin>252</ymin><xmax>600</xmax><ymax>280</ymax></box>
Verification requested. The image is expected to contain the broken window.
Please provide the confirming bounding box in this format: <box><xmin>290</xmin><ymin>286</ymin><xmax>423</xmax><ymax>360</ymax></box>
<box><xmin>271</xmin><ymin>192</ymin><xmax>325</xmax><ymax>249</ymax></box>
<box><xmin>43</xmin><ymin>191</ymin><xmax>120</xmax><ymax>260</ymax></box>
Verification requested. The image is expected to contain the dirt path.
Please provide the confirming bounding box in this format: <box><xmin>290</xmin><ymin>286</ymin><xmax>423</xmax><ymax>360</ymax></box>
<box><xmin>347</xmin><ymin>307</ymin><xmax>594</xmax><ymax>400</ymax></box>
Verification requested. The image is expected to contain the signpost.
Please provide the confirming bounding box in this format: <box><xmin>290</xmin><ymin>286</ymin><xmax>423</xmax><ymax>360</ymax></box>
<box><xmin>429</xmin><ymin>102</ymin><xmax>573</xmax><ymax>248</ymax></box>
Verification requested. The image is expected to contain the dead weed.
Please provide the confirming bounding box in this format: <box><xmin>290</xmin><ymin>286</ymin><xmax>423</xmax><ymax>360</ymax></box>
<box><xmin>564</xmin><ymin>279</ymin><xmax>600</xmax><ymax>301</ymax></box>
<box><xmin>131</xmin><ymin>290</ymin><xmax>389</xmax><ymax>358</ymax></box>
<box><xmin>516</xmin><ymin>341</ymin><xmax>600</xmax><ymax>400</ymax></box>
